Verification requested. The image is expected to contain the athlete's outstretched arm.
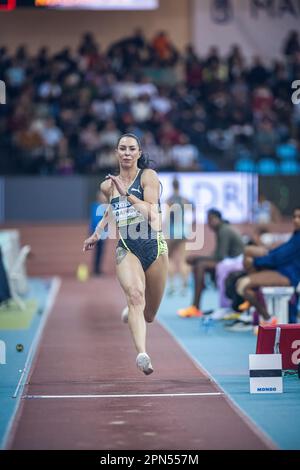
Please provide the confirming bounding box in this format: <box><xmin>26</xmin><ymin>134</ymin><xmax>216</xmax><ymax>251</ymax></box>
<box><xmin>83</xmin><ymin>181</ymin><xmax>113</xmax><ymax>252</ymax></box>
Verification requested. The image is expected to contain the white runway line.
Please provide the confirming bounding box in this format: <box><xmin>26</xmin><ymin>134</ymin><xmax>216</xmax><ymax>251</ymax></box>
<box><xmin>13</xmin><ymin>277</ymin><xmax>61</xmax><ymax>399</ymax></box>
<box><xmin>24</xmin><ymin>392</ymin><xmax>224</xmax><ymax>399</ymax></box>
<box><xmin>2</xmin><ymin>277</ymin><xmax>61</xmax><ymax>450</ymax></box>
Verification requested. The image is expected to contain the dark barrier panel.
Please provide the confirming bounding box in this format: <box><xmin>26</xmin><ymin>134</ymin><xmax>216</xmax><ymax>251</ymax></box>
<box><xmin>1</xmin><ymin>174</ymin><xmax>299</xmax><ymax>221</ymax></box>
<box><xmin>259</xmin><ymin>176</ymin><xmax>300</xmax><ymax>216</ymax></box>
<box><xmin>0</xmin><ymin>177</ymin><xmax>4</xmax><ymax>223</ymax></box>
<box><xmin>4</xmin><ymin>176</ymin><xmax>90</xmax><ymax>221</ymax></box>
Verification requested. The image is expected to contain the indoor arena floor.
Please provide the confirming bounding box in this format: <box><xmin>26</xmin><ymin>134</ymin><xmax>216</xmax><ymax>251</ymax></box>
<box><xmin>1</xmin><ymin>276</ymin><xmax>300</xmax><ymax>450</ymax></box>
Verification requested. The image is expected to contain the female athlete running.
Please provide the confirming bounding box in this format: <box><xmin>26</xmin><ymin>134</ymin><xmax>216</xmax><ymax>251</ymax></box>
<box><xmin>83</xmin><ymin>134</ymin><xmax>168</xmax><ymax>375</ymax></box>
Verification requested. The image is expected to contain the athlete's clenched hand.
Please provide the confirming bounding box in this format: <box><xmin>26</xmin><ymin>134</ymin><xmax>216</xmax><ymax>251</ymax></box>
<box><xmin>83</xmin><ymin>233</ymin><xmax>99</xmax><ymax>252</ymax></box>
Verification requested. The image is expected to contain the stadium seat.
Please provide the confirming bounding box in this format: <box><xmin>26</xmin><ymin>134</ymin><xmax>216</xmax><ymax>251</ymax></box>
<box><xmin>276</xmin><ymin>143</ymin><xmax>298</xmax><ymax>160</ymax></box>
<box><xmin>279</xmin><ymin>159</ymin><xmax>300</xmax><ymax>175</ymax></box>
<box><xmin>234</xmin><ymin>158</ymin><xmax>256</xmax><ymax>172</ymax></box>
<box><xmin>256</xmin><ymin>158</ymin><xmax>278</xmax><ymax>175</ymax></box>
<box><xmin>262</xmin><ymin>283</ymin><xmax>300</xmax><ymax>324</ymax></box>
<box><xmin>200</xmin><ymin>158</ymin><xmax>219</xmax><ymax>172</ymax></box>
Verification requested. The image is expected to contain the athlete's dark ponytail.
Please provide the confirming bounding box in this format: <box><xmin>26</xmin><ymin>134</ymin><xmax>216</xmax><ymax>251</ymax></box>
<box><xmin>138</xmin><ymin>152</ymin><xmax>152</xmax><ymax>169</ymax></box>
<box><xmin>117</xmin><ymin>133</ymin><xmax>155</xmax><ymax>169</ymax></box>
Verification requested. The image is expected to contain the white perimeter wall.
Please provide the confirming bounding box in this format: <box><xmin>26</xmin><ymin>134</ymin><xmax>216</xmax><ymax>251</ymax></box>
<box><xmin>191</xmin><ymin>0</ymin><xmax>300</xmax><ymax>62</ymax></box>
<box><xmin>0</xmin><ymin>0</ymin><xmax>191</xmax><ymax>54</ymax></box>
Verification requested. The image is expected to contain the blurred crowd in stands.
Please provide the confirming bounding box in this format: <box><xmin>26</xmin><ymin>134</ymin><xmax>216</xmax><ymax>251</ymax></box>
<box><xmin>0</xmin><ymin>29</ymin><xmax>300</xmax><ymax>175</ymax></box>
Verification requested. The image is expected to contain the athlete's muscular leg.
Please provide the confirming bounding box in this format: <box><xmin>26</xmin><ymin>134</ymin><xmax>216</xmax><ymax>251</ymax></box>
<box><xmin>236</xmin><ymin>270</ymin><xmax>291</xmax><ymax>320</ymax></box>
<box><xmin>144</xmin><ymin>253</ymin><xmax>169</xmax><ymax>323</ymax></box>
<box><xmin>192</xmin><ymin>260</ymin><xmax>217</xmax><ymax>308</ymax></box>
<box><xmin>177</xmin><ymin>241</ymin><xmax>190</xmax><ymax>289</ymax></box>
<box><xmin>244</xmin><ymin>245</ymin><xmax>268</xmax><ymax>258</ymax></box>
<box><xmin>116</xmin><ymin>250</ymin><xmax>147</xmax><ymax>354</ymax></box>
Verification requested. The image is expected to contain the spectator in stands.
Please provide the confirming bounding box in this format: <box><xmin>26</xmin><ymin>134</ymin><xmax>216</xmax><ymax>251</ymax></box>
<box><xmin>227</xmin><ymin>44</ymin><xmax>245</xmax><ymax>82</ymax></box>
<box><xmin>247</xmin><ymin>56</ymin><xmax>270</xmax><ymax>88</ymax></box>
<box><xmin>150</xmin><ymin>87</ymin><xmax>172</xmax><ymax>115</ymax></box>
<box><xmin>170</xmin><ymin>134</ymin><xmax>201</xmax><ymax>171</ymax></box>
<box><xmin>98</xmin><ymin>120</ymin><xmax>121</xmax><ymax>148</ymax></box>
<box><xmin>203</xmin><ymin>46</ymin><xmax>228</xmax><ymax>86</ymax></box>
<box><xmin>183</xmin><ymin>44</ymin><xmax>203</xmax><ymax>89</ymax></box>
<box><xmin>91</xmin><ymin>93</ymin><xmax>116</xmax><ymax>122</ymax></box>
<box><xmin>178</xmin><ymin>209</ymin><xmax>244</xmax><ymax>318</ymax></box>
<box><xmin>78</xmin><ymin>32</ymin><xmax>98</xmax><ymax>56</ymax></box>
<box><xmin>96</xmin><ymin>144</ymin><xmax>118</xmax><ymax>170</ymax></box>
<box><xmin>5</xmin><ymin>57</ymin><xmax>27</xmax><ymax>90</ymax></box>
<box><xmin>271</xmin><ymin>61</ymin><xmax>291</xmax><ymax>102</ymax></box>
<box><xmin>107</xmin><ymin>28</ymin><xmax>147</xmax><ymax>72</ymax></box>
<box><xmin>141</xmin><ymin>131</ymin><xmax>166</xmax><ymax>169</ymax></box>
<box><xmin>207</xmin><ymin>128</ymin><xmax>234</xmax><ymax>152</ymax></box>
<box><xmin>131</xmin><ymin>94</ymin><xmax>153</xmax><ymax>123</ymax></box>
<box><xmin>158</xmin><ymin>138</ymin><xmax>174</xmax><ymax>169</ymax></box>
<box><xmin>230</xmin><ymin>76</ymin><xmax>250</xmax><ymax>106</ymax></box>
<box><xmin>164</xmin><ymin>177</ymin><xmax>195</xmax><ymax>296</ymax></box>
<box><xmin>1</xmin><ymin>31</ymin><xmax>300</xmax><ymax>175</ymax></box>
<box><xmin>38</xmin><ymin>74</ymin><xmax>62</xmax><ymax>100</ymax></box>
<box><xmin>253</xmin><ymin>192</ymin><xmax>282</xmax><ymax>225</ymax></box>
<box><xmin>290</xmin><ymin>51</ymin><xmax>300</xmax><ymax>83</ymax></box>
<box><xmin>158</xmin><ymin>121</ymin><xmax>181</xmax><ymax>146</ymax></box>
<box><xmin>78</xmin><ymin>121</ymin><xmax>99</xmax><ymax>157</ymax></box>
<box><xmin>151</xmin><ymin>31</ymin><xmax>178</xmax><ymax>66</ymax></box>
<box><xmin>89</xmin><ymin>189</ymin><xmax>107</xmax><ymax>276</ymax></box>
<box><xmin>75</xmin><ymin>123</ymin><xmax>96</xmax><ymax>172</ymax></box>
<box><xmin>14</xmin><ymin>122</ymin><xmax>44</xmax><ymax>173</ymax></box>
<box><xmin>236</xmin><ymin>207</ymin><xmax>300</xmax><ymax>324</ymax></box>
<box><xmin>136</xmin><ymin>76</ymin><xmax>158</xmax><ymax>99</ymax></box>
<box><xmin>212</xmin><ymin>254</ymin><xmax>244</xmax><ymax>320</ymax></box>
<box><xmin>41</xmin><ymin>117</ymin><xmax>63</xmax><ymax>148</ymax></box>
<box><xmin>283</xmin><ymin>31</ymin><xmax>300</xmax><ymax>60</ymax></box>
<box><xmin>252</xmin><ymin>86</ymin><xmax>274</xmax><ymax>121</ymax></box>
<box><xmin>254</xmin><ymin>119</ymin><xmax>278</xmax><ymax>159</ymax></box>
